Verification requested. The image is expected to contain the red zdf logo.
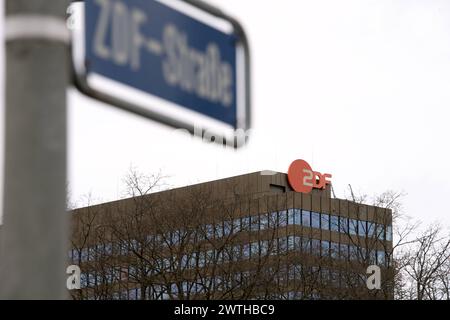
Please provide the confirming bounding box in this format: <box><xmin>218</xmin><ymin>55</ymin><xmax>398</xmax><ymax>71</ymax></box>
<box><xmin>287</xmin><ymin>159</ymin><xmax>332</xmax><ymax>193</ymax></box>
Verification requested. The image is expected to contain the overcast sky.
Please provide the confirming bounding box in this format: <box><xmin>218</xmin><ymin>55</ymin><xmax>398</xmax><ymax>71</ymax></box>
<box><xmin>1</xmin><ymin>0</ymin><xmax>450</xmax><ymax>227</ymax></box>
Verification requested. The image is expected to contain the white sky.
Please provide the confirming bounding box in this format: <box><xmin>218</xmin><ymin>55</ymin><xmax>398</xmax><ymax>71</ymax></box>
<box><xmin>2</xmin><ymin>0</ymin><xmax>450</xmax><ymax>227</ymax></box>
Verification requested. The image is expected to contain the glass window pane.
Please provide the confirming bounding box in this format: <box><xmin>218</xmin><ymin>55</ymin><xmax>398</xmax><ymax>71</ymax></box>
<box><xmin>288</xmin><ymin>235</ymin><xmax>295</xmax><ymax>251</ymax></box>
<box><xmin>235</xmin><ymin>245</ymin><xmax>242</xmax><ymax>261</ymax></box>
<box><xmin>302</xmin><ymin>210</ymin><xmax>311</xmax><ymax>227</ymax></box>
<box><xmin>215</xmin><ymin>222</ymin><xmax>224</xmax><ymax>238</ymax></box>
<box><xmin>224</xmin><ymin>220</ymin><xmax>232</xmax><ymax>236</ymax></box>
<box><xmin>279</xmin><ymin>210</ymin><xmax>287</xmax><ymax>227</ymax></box>
<box><xmin>311</xmin><ymin>212</ymin><xmax>320</xmax><ymax>229</ymax></box>
<box><xmin>321</xmin><ymin>213</ymin><xmax>330</xmax><ymax>230</ymax></box>
<box><xmin>330</xmin><ymin>215</ymin><xmax>339</xmax><ymax>232</ymax></box>
<box><xmin>259</xmin><ymin>214</ymin><xmax>268</xmax><ymax>230</ymax></box>
<box><xmin>386</xmin><ymin>226</ymin><xmax>393</xmax><ymax>241</ymax></box>
<box><xmin>205</xmin><ymin>224</ymin><xmax>214</xmax><ymax>239</ymax></box>
<box><xmin>339</xmin><ymin>217</ymin><xmax>348</xmax><ymax>233</ymax></box>
<box><xmin>367</xmin><ymin>222</ymin><xmax>375</xmax><ymax>237</ymax></box>
<box><xmin>340</xmin><ymin>243</ymin><xmax>348</xmax><ymax>260</ymax></box>
<box><xmin>358</xmin><ymin>220</ymin><xmax>367</xmax><ymax>237</ymax></box>
<box><xmin>294</xmin><ymin>236</ymin><xmax>301</xmax><ymax>250</ymax></box>
<box><xmin>288</xmin><ymin>209</ymin><xmax>295</xmax><ymax>225</ymax></box>
<box><xmin>243</xmin><ymin>244</ymin><xmax>250</xmax><ymax>259</ymax></box>
<box><xmin>321</xmin><ymin>240</ymin><xmax>330</xmax><ymax>257</ymax></box>
<box><xmin>311</xmin><ymin>239</ymin><xmax>321</xmax><ymax>256</ymax></box>
<box><xmin>349</xmin><ymin>219</ymin><xmax>358</xmax><ymax>235</ymax></box>
<box><xmin>377</xmin><ymin>250</ymin><xmax>386</xmax><ymax>266</ymax></box>
<box><xmin>269</xmin><ymin>211</ymin><xmax>278</xmax><ymax>227</ymax></box>
<box><xmin>242</xmin><ymin>217</ymin><xmax>250</xmax><ymax>231</ymax></box>
<box><xmin>301</xmin><ymin>238</ymin><xmax>311</xmax><ymax>254</ymax></box>
<box><xmin>250</xmin><ymin>215</ymin><xmax>260</xmax><ymax>232</ymax></box>
<box><xmin>330</xmin><ymin>242</ymin><xmax>339</xmax><ymax>259</ymax></box>
<box><xmin>279</xmin><ymin>237</ymin><xmax>288</xmax><ymax>253</ymax></box>
<box><xmin>260</xmin><ymin>240</ymin><xmax>268</xmax><ymax>256</ymax></box>
<box><xmin>375</xmin><ymin>224</ymin><xmax>385</xmax><ymax>241</ymax></box>
<box><xmin>294</xmin><ymin>209</ymin><xmax>301</xmax><ymax>225</ymax></box>
<box><xmin>349</xmin><ymin>245</ymin><xmax>359</xmax><ymax>260</ymax></box>
<box><xmin>251</xmin><ymin>242</ymin><xmax>259</xmax><ymax>257</ymax></box>
<box><xmin>369</xmin><ymin>249</ymin><xmax>377</xmax><ymax>264</ymax></box>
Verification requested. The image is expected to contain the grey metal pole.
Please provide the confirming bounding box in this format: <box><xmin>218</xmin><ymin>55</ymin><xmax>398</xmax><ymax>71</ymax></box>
<box><xmin>0</xmin><ymin>0</ymin><xmax>70</xmax><ymax>299</ymax></box>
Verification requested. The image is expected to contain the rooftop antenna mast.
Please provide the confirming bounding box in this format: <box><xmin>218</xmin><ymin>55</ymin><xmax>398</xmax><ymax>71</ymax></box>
<box><xmin>331</xmin><ymin>184</ymin><xmax>337</xmax><ymax>199</ymax></box>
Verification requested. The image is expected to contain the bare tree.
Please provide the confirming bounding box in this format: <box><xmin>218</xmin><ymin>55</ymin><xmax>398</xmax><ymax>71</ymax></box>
<box><xmin>401</xmin><ymin>224</ymin><xmax>450</xmax><ymax>300</ymax></box>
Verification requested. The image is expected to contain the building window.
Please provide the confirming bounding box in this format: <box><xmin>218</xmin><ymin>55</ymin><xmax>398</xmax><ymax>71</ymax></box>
<box><xmin>330</xmin><ymin>270</ymin><xmax>340</xmax><ymax>287</ymax></box>
<box><xmin>287</xmin><ymin>209</ymin><xmax>295</xmax><ymax>225</ymax></box>
<box><xmin>279</xmin><ymin>210</ymin><xmax>288</xmax><ymax>227</ymax></box>
<box><xmin>321</xmin><ymin>213</ymin><xmax>330</xmax><ymax>230</ymax></box>
<box><xmin>294</xmin><ymin>209</ymin><xmax>301</xmax><ymax>225</ymax></box>
<box><xmin>321</xmin><ymin>240</ymin><xmax>330</xmax><ymax>257</ymax></box>
<box><xmin>215</xmin><ymin>222</ymin><xmax>224</xmax><ymax>238</ymax></box>
<box><xmin>288</xmin><ymin>235</ymin><xmax>295</xmax><ymax>251</ymax></box>
<box><xmin>105</xmin><ymin>243</ymin><xmax>113</xmax><ymax>255</ymax></box>
<box><xmin>81</xmin><ymin>248</ymin><xmax>89</xmax><ymax>262</ymax></box>
<box><xmin>243</xmin><ymin>244</ymin><xmax>250</xmax><ymax>259</ymax></box>
<box><xmin>330</xmin><ymin>215</ymin><xmax>339</xmax><ymax>232</ymax></box>
<box><xmin>302</xmin><ymin>210</ymin><xmax>311</xmax><ymax>227</ymax></box>
<box><xmin>251</xmin><ymin>215</ymin><xmax>260</xmax><ymax>232</ymax></box>
<box><xmin>217</xmin><ymin>251</ymin><xmax>224</xmax><ymax>264</ymax></box>
<box><xmin>279</xmin><ymin>237</ymin><xmax>288</xmax><ymax>253</ymax></box>
<box><xmin>367</xmin><ymin>222</ymin><xmax>375</xmax><ymax>238</ymax></box>
<box><xmin>180</xmin><ymin>255</ymin><xmax>188</xmax><ymax>269</ymax></box>
<box><xmin>259</xmin><ymin>214</ymin><xmax>269</xmax><ymax>230</ymax></box>
<box><xmin>293</xmin><ymin>236</ymin><xmax>301</xmax><ymax>250</ymax></box>
<box><xmin>224</xmin><ymin>220</ymin><xmax>232</xmax><ymax>236</ymax></box>
<box><xmin>311</xmin><ymin>239</ymin><xmax>321</xmax><ymax>256</ymax></box>
<box><xmin>330</xmin><ymin>242</ymin><xmax>339</xmax><ymax>259</ymax></box>
<box><xmin>349</xmin><ymin>245</ymin><xmax>359</xmax><ymax>260</ymax></box>
<box><xmin>386</xmin><ymin>225</ymin><xmax>393</xmax><ymax>241</ymax></box>
<box><xmin>80</xmin><ymin>273</ymin><xmax>88</xmax><ymax>289</ymax></box>
<box><xmin>269</xmin><ymin>211</ymin><xmax>278</xmax><ymax>228</ymax></box>
<box><xmin>340</xmin><ymin>243</ymin><xmax>349</xmax><ymax>260</ymax></box>
<box><xmin>230</xmin><ymin>245</ymin><xmax>239</xmax><ymax>261</ymax></box>
<box><xmin>375</xmin><ymin>224</ymin><xmax>385</xmax><ymax>241</ymax></box>
<box><xmin>377</xmin><ymin>250</ymin><xmax>386</xmax><ymax>266</ymax></box>
<box><xmin>251</xmin><ymin>242</ymin><xmax>259</xmax><ymax>258</ymax></box>
<box><xmin>269</xmin><ymin>239</ymin><xmax>278</xmax><ymax>255</ymax></box>
<box><xmin>260</xmin><ymin>240</ymin><xmax>269</xmax><ymax>256</ymax></box>
<box><xmin>205</xmin><ymin>224</ymin><xmax>214</xmax><ymax>239</ymax></box>
<box><xmin>198</xmin><ymin>252</ymin><xmax>206</xmax><ymax>268</ymax></box>
<box><xmin>301</xmin><ymin>238</ymin><xmax>311</xmax><ymax>254</ymax></box>
<box><xmin>242</xmin><ymin>216</ymin><xmax>251</xmax><ymax>231</ymax></box>
<box><xmin>311</xmin><ymin>212</ymin><xmax>320</xmax><ymax>229</ymax></box>
<box><xmin>369</xmin><ymin>249</ymin><xmax>377</xmax><ymax>264</ymax></box>
<box><xmin>358</xmin><ymin>220</ymin><xmax>367</xmax><ymax>237</ymax></box>
<box><xmin>339</xmin><ymin>217</ymin><xmax>349</xmax><ymax>233</ymax></box>
<box><xmin>349</xmin><ymin>218</ymin><xmax>358</xmax><ymax>236</ymax></box>
<box><xmin>189</xmin><ymin>252</ymin><xmax>198</xmax><ymax>268</ymax></box>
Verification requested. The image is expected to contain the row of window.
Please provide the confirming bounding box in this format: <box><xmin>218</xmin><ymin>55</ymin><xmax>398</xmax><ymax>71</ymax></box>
<box><xmin>207</xmin><ymin>209</ymin><xmax>392</xmax><ymax>241</ymax></box>
<box><xmin>77</xmin><ymin>237</ymin><xmax>388</xmax><ymax>290</ymax></box>
<box><xmin>72</xmin><ymin>235</ymin><xmax>388</xmax><ymax>268</ymax></box>
<box><xmin>83</xmin><ymin>266</ymin><xmax>375</xmax><ymax>300</ymax></box>
<box><xmin>70</xmin><ymin>209</ymin><xmax>392</xmax><ymax>263</ymax></box>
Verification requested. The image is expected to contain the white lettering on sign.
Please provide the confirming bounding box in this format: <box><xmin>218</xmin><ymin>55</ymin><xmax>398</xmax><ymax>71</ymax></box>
<box><xmin>162</xmin><ymin>24</ymin><xmax>233</xmax><ymax>107</ymax></box>
<box><xmin>93</xmin><ymin>0</ymin><xmax>146</xmax><ymax>70</ymax></box>
<box><xmin>92</xmin><ymin>0</ymin><xmax>233</xmax><ymax>108</ymax></box>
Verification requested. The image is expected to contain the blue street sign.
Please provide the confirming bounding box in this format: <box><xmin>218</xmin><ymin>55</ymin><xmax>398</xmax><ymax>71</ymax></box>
<box><xmin>72</xmin><ymin>0</ymin><xmax>250</xmax><ymax>139</ymax></box>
